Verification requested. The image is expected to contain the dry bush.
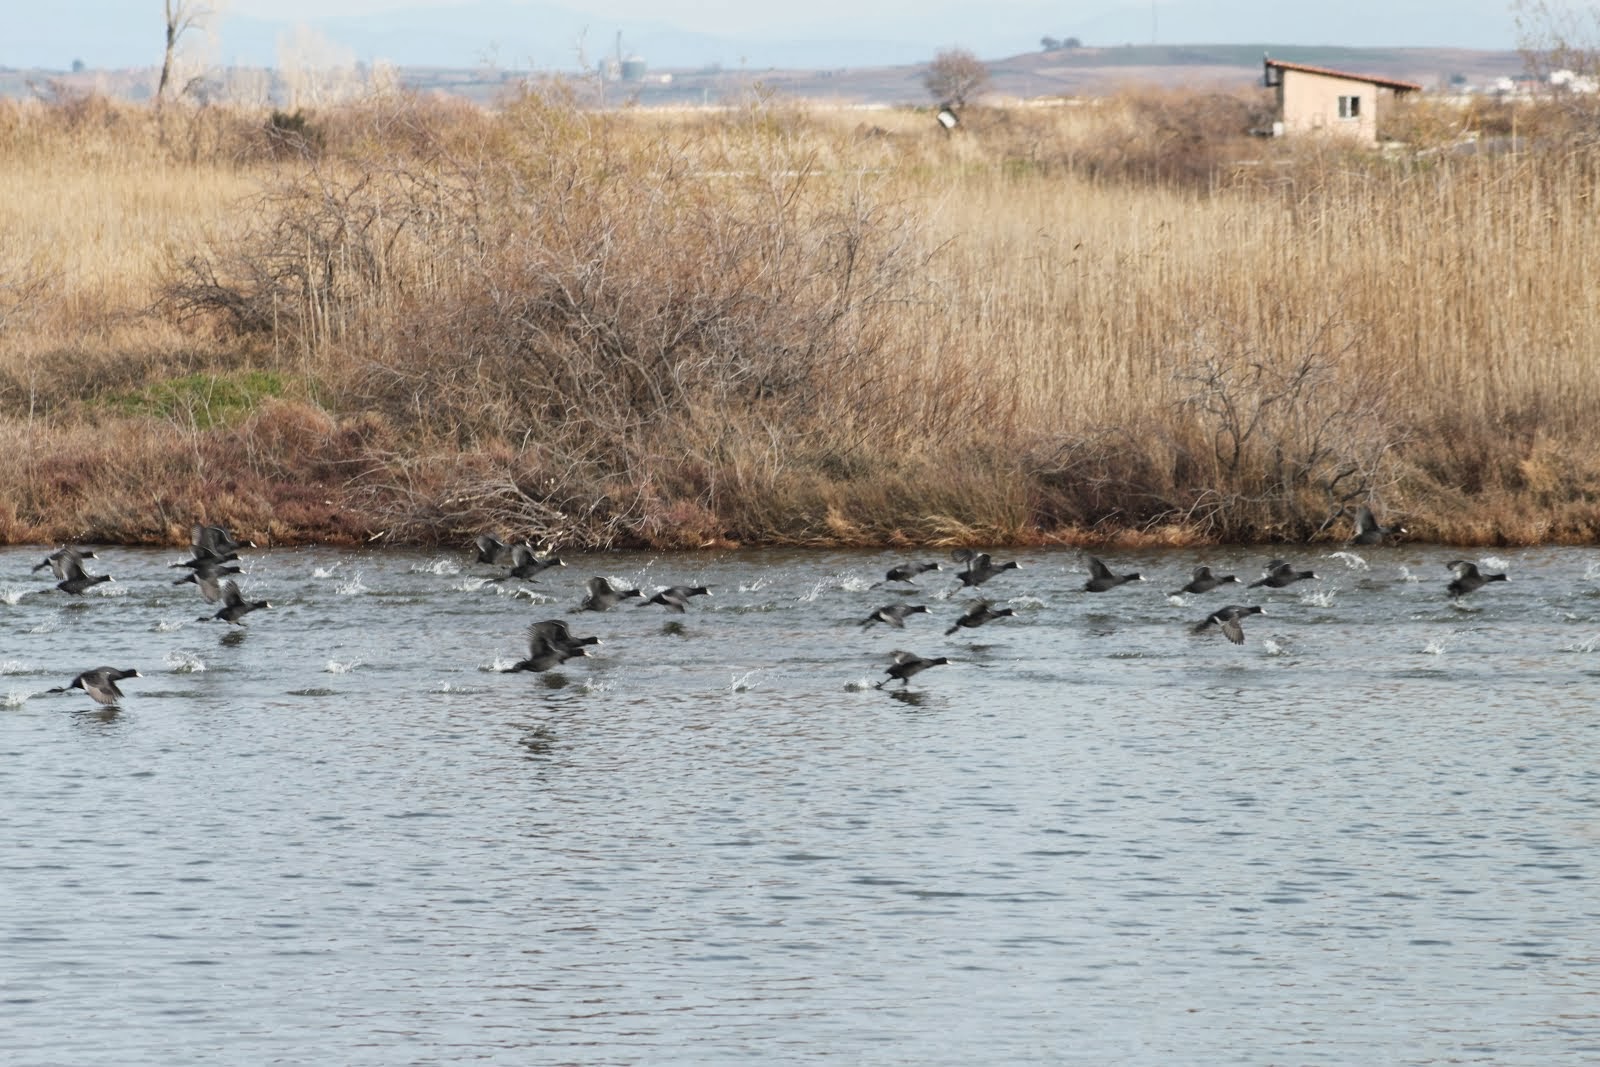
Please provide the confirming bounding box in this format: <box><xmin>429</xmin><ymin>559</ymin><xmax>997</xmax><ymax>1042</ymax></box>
<box><xmin>163</xmin><ymin>88</ymin><xmax>932</xmax><ymax>545</ymax></box>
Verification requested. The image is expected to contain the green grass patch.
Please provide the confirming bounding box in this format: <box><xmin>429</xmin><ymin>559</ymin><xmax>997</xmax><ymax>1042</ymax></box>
<box><xmin>106</xmin><ymin>370</ymin><xmax>290</xmax><ymax>429</ymax></box>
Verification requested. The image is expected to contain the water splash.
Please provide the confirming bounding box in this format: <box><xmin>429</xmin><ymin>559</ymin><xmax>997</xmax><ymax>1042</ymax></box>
<box><xmin>1261</xmin><ymin>638</ymin><xmax>1290</xmax><ymax>657</ymax></box>
<box><xmin>738</xmin><ymin>576</ymin><xmax>770</xmax><ymax>594</ymax></box>
<box><xmin>1396</xmin><ymin>565</ymin><xmax>1423</xmax><ymax>584</ymax></box>
<box><xmin>152</xmin><ymin>618</ymin><xmax>185</xmax><ymax>632</ymax></box>
<box><xmin>1423</xmin><ymin>633</ymin><xmax>1458</xmax><ymax>656</ymax></box>
<box><xmin>1585</xmin><ymin>561</ymin><xmax>1600</xmax><ymax>582</ymax></box>
<box><xmin>2</xmin><ymin>689</ymin><xmax>30</xmax><ymax>708</ymax></box>
<box><xmin>1</xmin><ymin>660</ymin><xmax>29</xmax><ymax>675</ymax></box>
<box><xmin>334</xmin><ymin>572</ymin><xmax>368</xmax><ymax>596</ymax></box>
<box><xmin>90</xmin><ymin>583</ymin><xmax>128</xmax><ymax>598</ymax></box>
<box><xmin>730</xmin><ymin>669</ymin><xmax>762</xmax><ymax>692</ymax></box>
<box><xmin>1480</xmin><ymin>555</ymin><xmax>1510</xmax><ymax>570</ymax></box>
<box><xmin>165</xmin><ymin>651</ymin><xmax>207</xmax><ymax>673</ymax></box>
<box><xmin>324</xmin><ymin>659</ymin><xmax>361</xmax><ymax>674</ymax></box>
<box><xmin>1299</xmin><ymin>588</ymin><xmax>1338</xmax><ymax>608</ymax></box>
<box><xmin>844</xmin><ymin>678</ymin><xmax>877</xmax><ymax>691</ymax></box>
<box><xmin>486</xmin><ymin>656</ymin><xmax>518</xmax><ymax>673</ymax></box>
<box><xmin>0</xmin><ymin>587</ymin><xmax>27</xmax><ymax>606</ymax></box>
<box><xmin>313</xmin><ymin>561</ymin><xmax>342</xmax><ymax>579</ymax></box>
<box><xmin>1562</xmin><ymin>633</ymin><xmax>1600</xmax><ymax>654</ymax></box>
<box><xmin>28</xmin><ymin>621</ymin><xmax>57</xmax><ymax>634</ymax></box>
<box><xmin>411</xmin><ymin>557</ymin><xmax>460</xmax><ymax>576</ymax></box>
<box><xmin>1008</xmin><ymin>595</ymin><xmax>1045</xmax><ymax>610</ymax></box>
<box><xmin>580</xmin><ymin>677</ymin><xmax>613</xmax><ymax>694</ymax></box>
<box><xmin>453</xmin><ymin>577</ymin><xmax>493</xmax><ymax>593</ymax></box>
<box><xmin>1326</xmin><ymin>551</ymin><xmax>1369</xmax><ymax>572</ymax></box>
<box><xmin>797</xmin><ymin>580</ymin><xmax>829</xmax><ymax>604</ymax></box>
<box><xmin>835</xmin><ymin>575</ymin><xmax>875</xmax><ymax>593</ymax></box>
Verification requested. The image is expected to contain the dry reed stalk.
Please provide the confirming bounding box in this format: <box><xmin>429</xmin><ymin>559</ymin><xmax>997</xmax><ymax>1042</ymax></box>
<box><xmin>3</xmin><ymin>90</ymin><xmax>1600</xmax><ymax>546</ymax></box>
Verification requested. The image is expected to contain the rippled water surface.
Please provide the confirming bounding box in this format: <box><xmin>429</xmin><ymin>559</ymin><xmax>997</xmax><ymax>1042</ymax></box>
<box><xmin>3</xmin><ymin>543</ymin><xmax>1599</xmax><ymax>1065</ymax></box>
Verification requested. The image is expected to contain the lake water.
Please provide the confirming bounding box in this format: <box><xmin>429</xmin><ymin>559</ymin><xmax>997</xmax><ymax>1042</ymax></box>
<box><xmin>3</xmin><ymin>542</ymin><xmax>1598</xmax><ymax>1065</ymax></box>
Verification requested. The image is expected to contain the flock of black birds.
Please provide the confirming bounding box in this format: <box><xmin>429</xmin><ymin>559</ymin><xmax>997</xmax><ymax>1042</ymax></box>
<box><xmin>853</xmin><ymin>505</ymin><xmax>1504</xmax><ymax>689</ymax></box>
<box><xmin>28</xmin><ymin>505</ymin><xmax>1511</xmax><ymax>704</ymax></box>
<box><xmin>36</xmin><ymin>525</ymin><xmax>268</xmax><ymax>706</ymax></box>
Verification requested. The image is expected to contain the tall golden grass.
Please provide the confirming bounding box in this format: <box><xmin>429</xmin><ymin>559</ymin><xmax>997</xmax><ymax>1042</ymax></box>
<box><xmin>3</xmin><ymin>86</ymin><xmax>1599</xmax><ymax>548</ymax></box>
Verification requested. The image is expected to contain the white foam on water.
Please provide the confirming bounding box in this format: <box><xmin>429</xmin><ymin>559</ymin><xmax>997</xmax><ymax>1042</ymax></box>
<box><xmin>165</xmin><ymin>651</ymin><xmax>207</xmax><ymax>673</ymax></box>
<box><xmin>730</xmin><ymin>669</ymin><xmax>762</xmax><ymax>693</ymax></box>
<box><xmin>324</xmin><ymin>660</ymin><xmax>361</xmax><ymax>674</ymax></box>
<box><xmin>0</xmin><ymin>587</ymin><xmax>28</xmax><ymax>605</ymax></box>
<box><xmin>313</xmin><ymin>562</ymin><xmax>341</xmax><ymax>578</ymax></box>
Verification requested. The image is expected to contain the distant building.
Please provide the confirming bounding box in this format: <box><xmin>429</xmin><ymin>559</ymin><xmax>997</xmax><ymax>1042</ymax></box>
<box><xmin>1263</xmin><ymin>57</ymin><xmax>1422</xmax><ymax>144</ymax></box>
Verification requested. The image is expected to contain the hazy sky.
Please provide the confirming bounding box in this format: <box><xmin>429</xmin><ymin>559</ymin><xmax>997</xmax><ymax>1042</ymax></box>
<box><xmin>5</xmin><ymin>0</ymin><xmax>1525</xmax><ymax>73</ymax></box>
<box><xmin>221</xmin><ymin>0</ymin><xmax>1521</xmax><ymax>48</ymax></box>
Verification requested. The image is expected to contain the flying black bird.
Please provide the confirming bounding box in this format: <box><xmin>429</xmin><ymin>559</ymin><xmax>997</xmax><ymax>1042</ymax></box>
<box><xmin>1084</xmin><ymin>556</ymin><xmax>1142</xmax><ymax>592</ymax></box>
<box><xmin>1192</xmin><ymin>604</ymin><xmax>1265</xmax><ymax>645</ymax></box>
<box><xmin>1447</xmin><ymin>560</ymin><xmax>1508</xmax><ymax>600</ymax></box>
<box><xmin>1348</xmin><ymin>505</ymin><xmax>1406</xmax><ymax>546</ymax></box>
<box><xmin>861</xmin><ymin>603</ymin><xmax>930</xmax><ymax>629</ymax></box>
<box><xmin>876</xmin><ymin>650</ymin><xmax>950</xmax><ymax>689</ymax></box>
<box><xmin>580</xmin><ymin>576</ymin><xmax>643</xmax><ymax>611</ymax></box>
<box><xmin>945</xmin><ymin>599</ymin><xmax>1016</xmax><ymax>636</ymax></box>
<box><xmin>170</xmin><ymin>524</ymin><xmax>252</xmax><ymax>569</ymax></box>
<box><xmin>32</xmin><ymin>546</ymin><xmax>98</xmax><ymax>580</ymax></box>
<box><xmin>198</xmin><ymin>581</ymin><xmax>271</xmax><ymax>625</ymax></box>
<box><xmin>174</xmin><ymin>559</ymin><xmax>245</xmax><ymax>603</ymax></box>
<box><xmin>876</xmin><ymin>562</ymin><xmax>940</xmax><ymax>587</ymax></box>
<box><xmin>951</xmin><ymin>549</ymin><xmax>1019</xmax><ymax>587</ymax></box>
<box><xmin>1170</xmin><ymin>565</ymin><xmax>1240</xmax><ymax>596</ymax></box>
<box><xmin>473</xmin><ymin>533</ymin><xmax>519</xmax><ymax>565</ymax></box>
<box><xmin>192</xmin><ymin>523</ymin><xmax>253</xmax><ymax>556</ymax></box>
<box><xmin>49</xmin><ymin>667</ymin><xmax>141</xmax><ymax>706</ymax></box>
<box><xmin>504</xmin><ymin>621</ymin><xmax>593</xmax><ymax>673</ymax></box>
<box><xmin>502</xmin><ymin>544</ymin><xmax>565</xmax><ymax>581</ymax></box>
<box><xmin>1248</xmin><ymin>560</ymin><xmax>1319</xmax><ymax>589</ymax></box>
<box><xmin>55</xmin><ymin>556</ymin><xmax>113</xmax><ymax>595</ymax></box>
<box><xmin>525</xmin><ymin>619</ymin><xmax>600</xmax><ymax>656</ymax></box>
<box><xmin>639</xmin><ymin>585</ymin><xmax>712</xmax><ymax>612</ymax></box>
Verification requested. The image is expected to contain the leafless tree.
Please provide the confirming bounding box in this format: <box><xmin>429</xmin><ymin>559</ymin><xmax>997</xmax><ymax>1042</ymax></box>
<box><xmin>923</xmin><ymin>48</ymin><xmax>989</xmax><ymax>108</ymax></box>
<box><xmin>158</xmin><ymin>0</ymin><xmax>214</xmax><ymax>108</ymax></box>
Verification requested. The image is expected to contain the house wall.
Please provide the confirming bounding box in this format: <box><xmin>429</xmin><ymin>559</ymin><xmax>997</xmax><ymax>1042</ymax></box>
<box><xmin>1277</xmin><ymin>69</ymin><xmax>1378</xmax><ymax>142</ymax></box>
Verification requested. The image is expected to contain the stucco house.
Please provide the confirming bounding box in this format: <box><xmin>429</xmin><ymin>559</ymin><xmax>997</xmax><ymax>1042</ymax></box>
<box><xmin>1263</xmin><ymin>57</ymin><xmax>1422</xmax><ymax>144</ymax></box>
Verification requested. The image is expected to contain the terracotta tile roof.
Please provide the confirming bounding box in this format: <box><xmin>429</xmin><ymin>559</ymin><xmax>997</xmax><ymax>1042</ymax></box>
<box><xmin>1264</xmin><ymin>58</ymin><xmax>1423</xmax><ymax>93</ymax></box>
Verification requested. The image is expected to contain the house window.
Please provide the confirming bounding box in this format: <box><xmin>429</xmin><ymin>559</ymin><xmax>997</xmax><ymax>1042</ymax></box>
<box><xmin>1338</xmin><ymin>94</ymin><xmax>1361</xmax><ymax>119</ymax></box>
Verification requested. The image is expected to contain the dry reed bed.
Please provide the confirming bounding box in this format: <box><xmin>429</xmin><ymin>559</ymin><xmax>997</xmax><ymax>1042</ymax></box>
<box><xmin>2</xmin><ymin>89</ymin><xmax>1599</xmax><ymax>548</ymax></box>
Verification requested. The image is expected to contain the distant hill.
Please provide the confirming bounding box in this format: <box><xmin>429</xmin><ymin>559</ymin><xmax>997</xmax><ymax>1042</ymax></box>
<box><xmin>0</xmin><ymin>43</ymin><xmax>1526</xmax><ymax>108</ymax></box>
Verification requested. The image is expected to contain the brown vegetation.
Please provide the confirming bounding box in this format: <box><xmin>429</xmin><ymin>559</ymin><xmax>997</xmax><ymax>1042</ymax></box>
<box><xmin>3</xmin><ymin>84</ymin><xmax>1600</xmax><ymax>550</ymax></box>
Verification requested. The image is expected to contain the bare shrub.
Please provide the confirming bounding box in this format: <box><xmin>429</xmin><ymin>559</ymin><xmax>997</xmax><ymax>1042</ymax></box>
<box><xmin>1165</xmin><ymin>317</ymin><xmax>1408</xmax><ymax>539</ymax></box>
